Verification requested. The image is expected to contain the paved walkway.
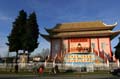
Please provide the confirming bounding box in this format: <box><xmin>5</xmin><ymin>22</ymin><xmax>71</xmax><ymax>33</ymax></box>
<box><xmin>0</xmin><ymin>74</ymin><xmax>119</xmax><ymax>79</ymax></box>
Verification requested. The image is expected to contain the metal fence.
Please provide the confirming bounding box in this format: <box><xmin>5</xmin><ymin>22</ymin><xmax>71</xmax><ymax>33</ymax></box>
<box><xmin>0</xmin><ymin>62</ymin><xmax>119</xmax><ymax>72</ymax></box>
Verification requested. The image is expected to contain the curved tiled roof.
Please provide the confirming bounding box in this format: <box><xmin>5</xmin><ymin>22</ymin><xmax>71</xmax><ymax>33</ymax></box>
<box><xmin>46</xmin><ymin>21</ymin><xmax>116</xmax><ymax>33</ymax></box>
<box><xmin>40</xmin><ymin>30</ymin><xmax>120</xmax><ymax>40</ymax></box>
<box><xmin>54</xmin><ymin>21</ymin><xmax>107</xmax><ymax>29</ymax></box>
<box><xmin>52</xmin><ymin>30</ymin><xmax>120</xmax><ymax>39</ymax></box>
<box><xmin>40</xmin><ymin>21</ymin><xmax>119</xmax><ymax>41</ymax></box>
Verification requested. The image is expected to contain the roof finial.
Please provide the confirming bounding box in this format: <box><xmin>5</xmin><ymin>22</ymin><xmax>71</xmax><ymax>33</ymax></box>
<box><xmin>103</xmin><ymin>22</ymin><xmax>117</xmax><ymax>26</ymax></box>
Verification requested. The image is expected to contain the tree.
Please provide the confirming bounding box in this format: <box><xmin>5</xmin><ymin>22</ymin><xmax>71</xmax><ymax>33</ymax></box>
<box><xmin>7</xmin><ymin>10</ymin><xmax>27</xmax><ymax>72</ymax></box>
<box><xmin>7</xmin><ymin>10</ymin><xmax>39</xmax><ymax>64</ymax></box>
<box><xmin>7</xmin><ymin>9</ymin><xmax>27</xmax><ymax>60</ymax></box>
<box><xmin>23</xmin><ymin>12</ymin><xmax>39</xmax><ymax>62</ymax></box>
<box><xmin>40</xmin><ymin>48</ymin><xmax>50</xmax><ymax>59</ymax></box>
<box><xmin>115</xmin><ymin>37</ymin><xmax>120</xmax><ymax>60</ymax></box>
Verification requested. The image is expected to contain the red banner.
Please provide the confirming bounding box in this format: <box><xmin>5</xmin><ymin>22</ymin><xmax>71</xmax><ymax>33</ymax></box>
<box><xmin>71</xmin><ymin>38</ymin><xmax>88</xmax><ymax>42</ymax></box>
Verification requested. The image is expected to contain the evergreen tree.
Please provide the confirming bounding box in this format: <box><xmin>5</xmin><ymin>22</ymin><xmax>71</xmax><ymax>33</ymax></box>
<box><xmin>7</xmin><ymin>10</ymin><xmax>39</xmax><ymax>63</ymax></box>
<box><xmin>7</xmin><ymin>10</ymin><xmax>27</xmax><ymax>72</ymax></box>
<box><xmin>24</xmin><ymin>12</ymin><xmax>39</xmax><ymax>62</ymax></box>
<box><xmin>115</xmin><ymin>37</ymin><xmax>120</xmax><ymax>60</ymax></box>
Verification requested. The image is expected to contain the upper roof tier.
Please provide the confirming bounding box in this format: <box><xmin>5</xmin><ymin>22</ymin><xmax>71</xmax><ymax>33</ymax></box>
<box><xmin>46</xmin><ymin>21</ymin><xmax>117</xmax><ymax>33</ymax></box>
<box><xmin>40</xmin><ymin>21</ymin><xmax>120</xmax><ymax>41</ymax></box>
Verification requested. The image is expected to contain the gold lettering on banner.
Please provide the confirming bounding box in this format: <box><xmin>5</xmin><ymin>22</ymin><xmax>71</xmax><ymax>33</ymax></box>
<box><xmin>66</xmin><ymin>54</ymin><xmax>93</xmax><ymax>63</ymax></box>
<box><xmin>71</xmin><ymin>38</ymin><xmax>88</xmax><ymax>42</ymax></box>
<box><xmin>70</xmin><ymin>47</ymin><xmax>90</xmax><ymax>53</ymax></box>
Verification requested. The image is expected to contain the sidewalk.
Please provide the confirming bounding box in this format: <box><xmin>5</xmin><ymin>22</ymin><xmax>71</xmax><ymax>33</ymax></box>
<box><xmin>0</xmin><ymin>70</ymin><xmax>112</xmax><ymax>78</ymax></box>
<box><xmin>0</xmin><ymin>74</ymin><xmax>36</xmax><ymax>77</ymax></box>
<box><xmin>0</xmin><ymin>74</ymin><xmax>114</xmax><ymax>79</ymax></box>
<box><xmin>0</xmin><ymin>72</ymin><xmax>111</xmax><ymax>77</ymax></box>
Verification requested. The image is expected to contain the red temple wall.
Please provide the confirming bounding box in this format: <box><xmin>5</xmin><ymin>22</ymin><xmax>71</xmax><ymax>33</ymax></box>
<box><xmin>51</xmin><ymin>37</ymin><xmax>112</xmax><ymax>59</ymax></box>
<box><xmin>99</xmin><ymin>38</ymin><xmax>111</xmax><ymax>57</ymax></box>
<box><xmin>91</xmin><ymin>38</ymin><xmax>99</xmax><ymax>55</ymax></box>
<box><xmin>69</xmin><ymin>38</ymin><xmax>90</xmax><ymax>53</ymax></box>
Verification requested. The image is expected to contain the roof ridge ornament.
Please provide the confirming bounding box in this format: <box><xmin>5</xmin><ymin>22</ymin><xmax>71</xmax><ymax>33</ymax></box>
<box><xmin>103</xmin><ymin>22</ymin><xmax>117</xmax><ymax>26</ymax></box>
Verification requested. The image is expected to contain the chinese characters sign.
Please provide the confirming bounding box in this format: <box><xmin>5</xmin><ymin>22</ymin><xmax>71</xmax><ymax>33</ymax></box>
<box><xmin>64</xmin><ymin>53</ymin><xmax>95</xmax><ymax>66</ymax></box>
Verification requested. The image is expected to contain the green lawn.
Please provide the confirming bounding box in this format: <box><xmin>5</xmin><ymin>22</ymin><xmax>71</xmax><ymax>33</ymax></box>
<box><xmin>0</xmin><ymin>69</ymin><xmax>110</xmax><ymax>77</ymax></box>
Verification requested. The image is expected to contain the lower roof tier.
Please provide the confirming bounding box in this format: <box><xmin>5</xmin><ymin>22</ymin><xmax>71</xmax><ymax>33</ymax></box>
<box><xmin>40</xmin><ymin>30</ymin><xmax>120</xmax><ymax>41</ymax></box>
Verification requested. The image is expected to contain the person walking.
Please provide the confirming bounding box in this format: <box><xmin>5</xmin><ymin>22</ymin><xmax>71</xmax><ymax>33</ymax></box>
<box><xmin>38</xmin><ymin>64</ymin><xmax>44</xmax><ymax>76</ymax></box>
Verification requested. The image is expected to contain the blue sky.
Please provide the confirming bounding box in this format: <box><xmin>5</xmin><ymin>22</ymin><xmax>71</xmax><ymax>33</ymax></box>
<box><xmin>0</xmin><ymin>0</ymin><xmax>120</xmax><ymax>57</ymax></box>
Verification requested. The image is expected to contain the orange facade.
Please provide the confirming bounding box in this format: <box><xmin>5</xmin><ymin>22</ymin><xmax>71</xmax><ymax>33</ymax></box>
<box><xmin>41</xmin><ymin>21</ymin><xmax>120</xmax><ymax>63</ymax></box>
<box><xmin>51</xmin><ymin>37</ymin><xmax>112</xmax><ymax>62</ymax></box>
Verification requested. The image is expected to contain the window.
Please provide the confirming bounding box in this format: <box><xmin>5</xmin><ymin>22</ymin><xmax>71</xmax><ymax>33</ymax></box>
<box><xmin>101</xmin><ymin>42</ymin><xmax>105</xmax><ymax>50</ymax></box>
<box><xmin>91</xmin><ymin>43</ymin><xmax>95</xmax><ymax>49</ymax></box>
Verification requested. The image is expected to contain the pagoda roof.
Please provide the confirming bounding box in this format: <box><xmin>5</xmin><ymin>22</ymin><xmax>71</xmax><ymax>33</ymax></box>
<box><xmin>40</xmin><ymin>30</ymin><xmax>120</xmax><ymax>40</ymax></box>
<box><xmin>46</xmin><ymin>21</ymin><xmax>117</xmax><ymax>33</ymax></box>
<box><xmin>40</xmin><ymin>21</ymin><xmax>120</xmax><ymax>41</ymax></box>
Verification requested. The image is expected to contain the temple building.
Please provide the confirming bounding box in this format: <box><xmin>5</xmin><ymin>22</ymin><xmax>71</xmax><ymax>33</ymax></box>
<box><xmin>40</xmin><ymin>21</ymin><xmax>120</xmax><ymax>66</ymax></box>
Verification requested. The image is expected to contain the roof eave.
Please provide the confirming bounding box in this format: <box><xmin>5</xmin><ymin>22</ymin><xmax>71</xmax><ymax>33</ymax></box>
<box><xmin>44</xmin><ymin>28</ymin><xmax>53</xmax><ymax>34</ymax></box>
<box><xmin>40</xmin><ymin>33</ymin><xmax>50</xmax><ymax>42</ymax></box>
<box><xmin>110</xmin><ymin>31</ymin><xmax>120</xmax><ymax>40</ymax></box>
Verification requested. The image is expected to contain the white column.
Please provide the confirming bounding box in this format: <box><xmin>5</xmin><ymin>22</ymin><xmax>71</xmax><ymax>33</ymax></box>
<box><xmin>117</xmin><ymin>59</ymin><xmax>120</xmax><ymax>67</ymax></box>
<box><xmin>91</xmin><ymin>48</ymin><xmax>93</xmax><ymax>53</ymax></box>
<box><xmin>53</xmin><ymin>60</ymin><xmax>55</xmax><ymax>68</ymax></box>
<box><xmin>44</xmin><ymin>60</ymin><xmax>47</xmax><ymax>68</ymax></box>
<box><xmin>53</xmin><ymin>54</ymin><xmax>57</xmax><ymax>68</ymax></box>
<box><xmin>107</xmin><ymin>59</ymin><xmax>109</xmax><ymax>67</ymax></box>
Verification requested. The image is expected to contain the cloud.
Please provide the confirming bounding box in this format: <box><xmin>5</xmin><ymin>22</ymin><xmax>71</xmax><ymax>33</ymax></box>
<box><xmin>0</xmin><ymin>11</ymin><xmax>12</xmax><ymax>21</ymax></box>
<box><xmin>0</xmin><ymin>32</ymin><xmax>7</xmax><ymax>46</ymax></box>
<box><xmin>0</xmin><ymin>46</ymin><xmax>8</xmax><ymax>57</ymax></box>
<box><xmin>0</xmin><ymin>16</ymin><xmax>12</xmax><ymax>21</ymax></box>
<box><xmin>0</xmin><ymin>33</ymin><xmax>9</xmax><ymax>57</ymax></box>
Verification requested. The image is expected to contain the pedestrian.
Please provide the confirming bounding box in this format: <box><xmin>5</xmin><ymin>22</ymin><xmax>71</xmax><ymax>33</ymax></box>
<box><xmin>38</xmin><ymin>64</ymin><xmax>44</xmax><ymax>75</ymax></box>
<box><xmin>54</xmin><ymin>65</ymin><xmax>59</xmax><ymax>74</ymax></box>
<box><xmin>15</xmin><ymin>64</ymin><xmax>18</xmax><ymax>73</ymax></box>
<box><xmin>33</xmin><ymin>63</ymin><xmax>38</xmax><ymax>74</ymax></box>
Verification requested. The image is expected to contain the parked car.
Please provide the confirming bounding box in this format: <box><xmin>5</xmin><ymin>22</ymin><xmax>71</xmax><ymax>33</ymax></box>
<box><xmin>110</xmin><ymin>68</ymin><xmax>120</xmax><ymax>76</ymax></box>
